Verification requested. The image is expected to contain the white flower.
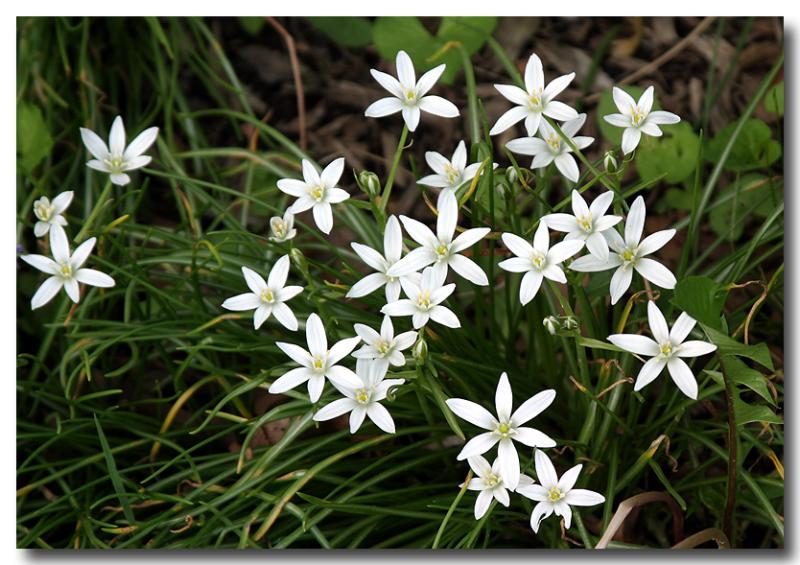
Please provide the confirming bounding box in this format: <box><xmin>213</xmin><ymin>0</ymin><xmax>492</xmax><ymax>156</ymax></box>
<box><xmin>490</xmin><ymin>53</ymin><xmax>578</xmax><ymax>136</ymax></box>
<box><xmin>543</xmin><ymin>316</ymin><xmax>559</xmax><ymax>335</ymax></box>
<box><xmin>277</xmin><ymin>158</ymin><xmax>350</xmax><ymax>235</ymax></box>
<box><xmin>445</xmin><ymin>372</ymin><xmax>556</xmax><ymax>490</ymax></box>
<box><xmin>270</xmin><ymin>313</ymin><xmax>361</xmax><ymax>403</ymax></box>
<box><xmin>80</xmin><ymin>115</ymin><xmax>159</xmax><ymax>186</ymax></box>
<box><xmin>608</xmin><ymin>301</ymin><xmax>717</xmax><ymax>399</ymax></box>
<box><xmin>517</xmin><ymin>449</ymin><xmax>605</xmax><ymax>533</ymax></box>
<box><xmin>498</xmin><ymin>222</ymin><xmax>583</xmax><ymax>305</ymax></box>
<box><xmin>32</xmin><ymin>191</ymin><xmax>73</xmax><ymax>238</ymax></box>
<box><xmin>352</xmin><ymin>316</ymin><xmax>417</xmax><ymax>368</ymax></box>
<box><xmin>506</xmin><ymin>113</ymin><xmax>594</xmax><ymax>183</ymax></box>
<box><xmin>418</xmin><ymin>140</ymin><xmax>497</xmax><ymax>206</ymax></box>
<box><xmin>603</xmin><ymin>86</ymin><xmax>681</xmax><ymax>154</ymax></box>
<box><xmin>365</xmin><ymin>50</ymin><xmax>459</xmax><ymax>132</ymax></box>
<box><xmin>313</xmin><ymin>359</ymin><xmax>405</xmax><ymax>434</ymax></box>
<box><xmin>269</xmin><ymin>211</ymin><xmax>297</xmax><ymax>243</ymax></box>
<box><xmin>346</xmin><ymin>215</ymin><xmax>420</xmax><ymax>303</ymax></box>
<box><xmin>462</xmin><ymin>455</ymin><xmax>535</xmax><ymax>520</ymax></box>
<box><xmin>221</xmin><ymin>256</ymin><xmax>303</xmax><ymax>331</ymax></box>
<box><xmin>387</xmin><ymin>191</ymin><xmax>490</xmax><ymax>286</ymax></box>
<box><xmin>570</xmin><ymin>196</ymin><xmax>676</xmax><ymax>304</ymax></box>
<box><xmin>541</xmin><ymin>190</ymin><xmax>622</xmax><ymax>261</ymax></box>
<box><xmin>381</xmin><ymin>266</ymin><xmax>460</xmax><ymax>330</ymax></box>
<box><xmin>20</xmin><ymin>224</ymin><xmax>115</xmax><ymax>309</ymax></box>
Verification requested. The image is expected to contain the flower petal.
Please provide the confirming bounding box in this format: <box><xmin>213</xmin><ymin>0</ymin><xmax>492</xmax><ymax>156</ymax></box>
<box><xmin>366</xmin><ymin>402</ymin><xmax>395</xmax><ymax>433</ymax></box>
<box><xmin>276</xmin><ymin>342</ymin><xmax>312</xmax><ymax>367</ymax></box>
<box><xmin>677</xmin><ymin>341</ymin><xmax>717</xmax><ymax>358</ymax></box>
<box><xmin>451</xmin><ymin>227</ymin><xmax>490</xmax><ymax>253</ymax></box>
<box><xmin>268</xmin><ymin>255</ymin><xmax>290</xmax><ymax>290</ymax></box>
<box><xmin>557</xmin><ymin>464</ymin><xmax>582</xmax><ymax>492</ymax></box>
<box><xmin>365</xmin><ymin>97</ymin><xmax>403</xmax><ymax>118</ymax></box>
<box><xmin>449</xmin><ymin>254</ymin><xmax>488</xmax><ymax>286</ymax></box>
<box><xmin>670</xmin><ymin>312</ymin><xmax>697</xmax><ymax>343</ymax></box>
<box><xmin>346</xmin><ymin>272</ymin><xmax>386</xmax><ymax>299</ymax></box>
<box><xmin>321</xmin><ymin>157</ymin><xmax>345</xmax><ymax>188</ymax></box>
<box><xmin>415</xmin><ymin>64</ymin><xmax>446</xmax><ymax>97</ymax></box>
<box><xmin>603</xmin><ymin>113</ymin><xmax>631</xmax><ymax>128</ymax></box>
<box><xmin>519</xmin><ymin>270</ymin><xmax>543</xmax><ymax>305</ymax></box>
<box><xmin>314</xmin><ymin>397</ymin><xmax>356</xmax><ymax>422</ymax></box>
<box><xmin>419</xmin><ymin>95</ymin><xmax>459</xmax><ymax>118</ymax></box>
<box><xmin>31</xmin><ymin>276</ymin><xmax>63</xmax><ymax>309</ymax></box>
<box><xmin>108</xmin><ymin>116</ymin><xmax>126</xmax><ymax>156</ymax></box>
<box><xmin>498</xmin><ymin>439</ymin><xmax>520</xmax><ymax>490</ymax></box>
<box><xmin>446</xmin><ymin>398</ymin><xmax>496</xmax><ymax>430</ymax></box>
<box><xmin>384</xmin><ymin>215</ymin><xmax>403</xmax><ymax>263</ymax></box>
<box><xmin>20</xmin><ymin>254</ymin><xmax>59</xmax><ymax>275</ymax></box>
<box><xmin>524</xmin><ymin>53</ymin><xmax>544</xmax><ymax>92</ymax></box>
<box><xmin>241</xmin><ymin>266</ymin><xmax>267</xmax><ymax>294</ymax></box>
<box><xmin>621</xmin><ymin>127</ymin><xmax>642</xmax><ymax>155</ymax></box>
<box><xmin>514</xmin><ymin>427</ymin><xmax>556</xmax><ymax>448</ymax></box>
<box><xmin>123</xmin><ymin>126</ymin><xmax>159</xmax><ymax>160</ymax></box>
<box><xmin>74</xmin><ymin>268</ymin><xmax>115</xmax><ymax>288</ymax></box>
<box><xmin>633</xmin><ymin>357</ymin><xmax>667</xmax><ymax>391</ymax></box>
<box><xmin>369</xmin><ymin>69</ymin><xmax>403</xmax><ymax>98</ymax></box>
<box><xmin>494</xmin><ymin>84</ymin><xmax>529</xmax><ymax>106</ymax></box>
<box><xmin>607</xmin><ymin>334</ymin><xmax>660</xmax><ymax>356</ymax></box>
<box><xmin>638</xmin><ymin>229</ymin><xmax>675</xmax><ymax>256</ymax></box>
<box><xmin>635</xmin><ymin>258</ymin><xmax>676</xmax><ymax>289</ymax></box>
<box><xmin>530</xmin><ymin>501</ymin><xmax>553</xmax><ymax>533</ymax></box>
<box><xmin>349</xmin><ymin>405</ymin><xmax>367</xmax><ymax>433</ymax></box>
<box><xmin>456</xmin><ymin>431</ymin><xmax>499</xmax><ymax>460</ymax></box>
<box><xmin>474</xmin><ymin>489</ymin><xmax>493</xmax><ymax>520</ymax></box>
<box><xmin>312</xmin><ymin>202</ymin><xmax>334</xmax><ymax>234</ymax></box>
<box><xmin>429</xmin><ymin>305</ymin><xmax>461</xmax><ymax>328</ymax></box>
<box><xmin>565</xmin><ymin>488</ymin><xmax>605</xmax><ymax>507</ymax></box>
<box><xmin>489</xmin><ymin>106</ymin><xmax>528</xmax><ymax>136</ymax></box>
<box><xmin>80</xmin><ymin>127</ymin><xmax>109</xmax><ymax>160</ymax></box>
<box><xmin>609</xmin><ymin>266</ymin><xmax>633</xmax><ymax>304</ymax></box>
<box><xmin>647</xmin><ymin>300</ymin><xmax>670</xmax><ymax>344</ymax></box>
<box><xmin>511</xmin><ymin>389</ymin><xmax>556</xmax><ymax>427</ymax></box>
<box><xmin>269</xmin><ymin>367</ymin><xmax>310</xmax><ymax>394</ymax></box>
<box><xmin>271</xmin><ymin>303</ymin><xmax>298</xmax><ymax>331</ymax></box>
<box><xmin>667</xmin><ymin>357</ymin><xmax>698</xmax><ymax>399</ymax></box>
<box><xmin>395</xmin><ymin>50</ymin><xmax>415</xmax><ymax>87</ymax></box>
<box><xmin>543</xmin><ymin>72</ymin><xmax>575</xmax><ymax>101</ymax></box>
<box><xmin>647</xmin><ymin>110</ymin><xmax>681</xmax><ymax>125</ymax></box>
<box><xmin>534</xmin><ymin>449</ymin><xmax>558</xmax><ymax>489</ymax></box>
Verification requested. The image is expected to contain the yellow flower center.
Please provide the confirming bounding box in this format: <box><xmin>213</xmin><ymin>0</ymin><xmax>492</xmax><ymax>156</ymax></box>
<box><xmin>531</xmin><ymin>253</ymin><xmax>546</xmax><ymax>270</ymax></box>
<box><xmin>631</xmin><ymin>105</ymin><xmax>646</xmax><ymax>126</ymax></box>
<box><xmin>444</xmin><ymin>164</ymin><xmax>459</xmax><ymax>184</ymax></box>
<box><xmin>105</xmin><ymin>156</ymin><xmax>125</xmax><ymax>173</ymax></box>
<box><xmin>405</xmin><ymin>89</ymin><xmax>416</xmax><ymax>102</ymax></box>
<box><xmin>485</xmin><ymin>473</ymin><xmax>501</xmax><ymax>488</ymax></box>
<box><xmin>59</xmin><ymin>263</ymin><xmax>73</xmax><ymax>278</ymax></box>
<box><xmin>577</xmin><ymin>214</ymin><xmax>593</xmax><ymax>232</ymax></box>
<box><xmin>260</xmin><ymin>288</ymin><xmax>275</xmax><ymax>303</ymax></box>
<box><xmin>621</xmin><ymin>248</ymin><xmax>637</xmax><ymax>265</ymax></box>
<box><xmin>417</xmin><ymin>290</ymin><xmax>432</xmax><ymax>310</ymax></box>
<box><xmin>376</xmin><ymin>340</ymin><xmax>391</xmax><ymax>355</ymax></box>
<box><xmin>527</xmin><ymin>88</ymin><xmax>543</xmax><ymax>110</ymax></box>
<box><xmin>548</xmin><ymin>487</ymin><xmax>564</xmax><ymax>502</ymax></box>
<box><xmin>272</xmin><ymin>221</ymin><xmax>286</xmax><ymax>237</ymax></box>
<box><xmin>34</xmin><ymin>202</ymin><xmax>54</xmax><ymax>222</ymax></box>
<box><xmin>355</xmin><ymin>388</ymin><xmax>370</xmax><ymax>405</ymax></box>
<box><xmin>660</xmin><ymin>342</ymin><xmax>673</xmax><ymax>357</ymax></box>
<box><xmin>312</xmin><ymin>356</ymin><xmax>325</xmax><ymax>371</ymax></box>
<box><xmin>545</xmin><ymin>134</ymin><xmax>561</xmax><ymax>151</ymax></box>
<box><xmin>495</xmin><ymin>422</ymin><xmax>514</xmax><ymax>439</ymax></box>
<box><xmin>435</xmin><ymin>243</ymin><xmax>450</xmax><ymax>260</ymax></box>
<box><xmin>310</xmin><ymin>185</ymin><xmax>325</xmax><ymax>202</ymax></box>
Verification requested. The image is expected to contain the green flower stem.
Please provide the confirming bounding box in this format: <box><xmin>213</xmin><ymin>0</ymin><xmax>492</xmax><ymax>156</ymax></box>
<box><xmin>379</xmin><ymin>124</ymin><xmax>409</xmax><ymax>214</ymax></box>
<box><xmin>76</xmin><ymin>179</ymin><xmax>114</xmax><ymax>243</ymax></box>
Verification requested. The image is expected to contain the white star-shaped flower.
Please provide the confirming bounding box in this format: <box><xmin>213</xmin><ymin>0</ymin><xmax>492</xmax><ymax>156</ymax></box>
<box><xmin>221</xmin><ymin>255</ymin><xmax>303</xmax><ymax>331</ymax></box>
<box><xmin>603</xmin><ymin>86</ymin><xmax>681</xmax><ymax>154</ymax></box>
<box><xmin>364</xmin><ymin>50</ymin><xmax>459</xmax><ymax>132</ymax></box>
<box><xmin>313</xmin><ymin>359</ymin><xmax>405</xmax><ymax>434</ymax></box>
<box><xmin>445</xmin><ymin>372</ymin><xmax>556</xmax><ymax>490</ymax></box>
<box><xmin>32</xmin><ymin>191</ymin><xmax>73</xmax><ymax>238</ymax></box>
<box><xmin>269</xmin><ymin>211</ymin><xmax>297</xmax><ymax>243</ymax></box>
<box><xmin>498</xmin><ymin>221</ymin><xmax>583</xmax><ymax>305</ymax></box>
<box><xmin>20</xmin><ymin>225</ymin><xmax>115</xmax><ymax>309</ymax></box>
<box><xmin>608</xmin><ymin>301</ymin><xmax>717</xmax><ymax>399</ymax></box>
<box><xmin>570</xmin><ymin>196</ymin><xmax>676</xmax><ymax>304</ymax></box>
<box><xmin>506</xmin><ymin>113</ymin><xmax>594</xmax><ymax>183</ymax></box>
<box><xmin>352</xmin><ymin>315</ymin><xmax>417</xmax><ymax>369</ymax></box>
<box><xmin>541</xmin><ymin>190</ymin><xmax>623</xmax><ymax>261</ymax></box>
<box><xmin>277</xmin><ymin>158</ymin><xmax>350</xmax><ymax>235</ymax></box>
<box><xmin>381</xmin><ymin>266</ymin><xmax>460</xmax><ymax>330</ymax></box>
<box><xmin>387</xmin><ymin>191</ymin><xmax>490</xmax><ymax>286</ymax></box>
<box><xmin>270</xmin><ymin>313</ymin><xmax>361</xmax><ymax>403</ymax></box>
<box><xmin>80</xmin><ymin>116</ymin><xmax>159</xmax><ymax>186</ymax></box>
<box><xmin>517</xmin><ymin>449</ymin><xmax>605</xmax><ymax>533</ymax></box>
<box><xmin>418</xmin><ymin>140</ymin><xmax>497</xmax><ymax>206</ymax></box>
<box><xmin>462</xmin><ymin>455</ymin><xmax>535</xmax><ymax>520</ymax></box>
<box><xmin>346</xmin><ymin>215</ymin><xmax>420</xmax><ymax>303</ymax></box>
<box><xmin>490</xmin><ymin>53</ymin><xmax>578</xmax><ymax>137</ymax></box>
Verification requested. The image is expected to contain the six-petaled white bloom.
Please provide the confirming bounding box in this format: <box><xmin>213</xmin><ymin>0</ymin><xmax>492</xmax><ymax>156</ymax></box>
<box><xmin>277</xmin><ymin>158</ymin><xmax>350</xmax><ymax>235</ymax></box>
<box><xmin>608</xmin><ymin>301</ymin><xmax>717</xmax><ymax>399</ymax></box>
<box><xmin>353</xmin><ymin>315</ymin><xmax>417</xmax><ymax>369</ymax></box>
<box><xmin>387</xmin><ymin>191</ymin><xmax>490</xmax><ymax>286</ymax></box>
<box><xmin>269</xmin><ymin>211</ymin><xmax>297</xmax><ymax>243</ymax></box>
<box><xmin>381</xmin><ymin>266</ymin><xmax>460</xmax><ymax>330</ymax></box>
<box><xmin>463</xmin><ymin>455</ymin><xmax>535</xmax><ymax>520</ymax></box>
<box><xmin>365</xmin><ymin>50</ymin><xmax>459</xmax><ymax>133</ymax></box>
<box><xmin>517</xmin><ymin>449</ymin><xmax>605</xmax><ymax>533</ymax></box>
<box><xmin>20</xmin><ymin>225</ymin><xmax>115</xmax><ymax>309</ymax></box>
<box><xmin>490</xmin><ymin>53</ymin><xmax>578</xmax><ymax>136</ymax></box>
<box><xmin>347</xmin><ymin>215</ymin><xmax>420</xmax><ymax>303</ymax></box>
<box><xmin>506</xmin><ymin>113</ymin><xmax>593</xmax><ymax>183</ymax></box>
<box><xmin>498</xmin><ymin>222</ymin><xmax>583</xmax><ymax>305</ymax></box>
<box><xmin>570</xmin><ymin>196</ymin><xmax>676</xmax><ymax>304</ymax></box>
<box><xmin>313</xmin><ymin>359</ymin><xmax>405</xmax><ymax>434</ymax></box>
<box><xmin>603</xmin><ymin>86</ymin><xmax>681</xmax><ymax>154</ymax></box>
<box><xmin>32</xmin><ymin>191</ymin><xmax>73</xmax><ymax>238</ymax></box>
<box><xmin>418</xmin><ymin>140</ymin><xmax>497</xmax><ymax>206</ymax></box>
<box><xmin>80</xmin><ymin>115</ymin><xmax>159</xmax><ymax>186</ymax></box>
<box><xmin>221</xmin><ymin>256</ymin><xmax>303</xmax><ymax>331</ymax></box>
<box><xmin>270</xmin><ymin>313</ymin><xmax>361</xmax><ymax>403</ymax></box>
<box><xmin>446</xmin><ymin>372</ymin><xmax>556</xmax><ymax>490</ymax></box>
<box><xmin>541</xmin><ymin>191</ymin><xmax>622</xmax><ymax>261</ymax></box>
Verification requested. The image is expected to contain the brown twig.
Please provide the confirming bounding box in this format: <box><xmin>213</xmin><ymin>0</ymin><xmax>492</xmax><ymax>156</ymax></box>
<box><xmin>585</xmin><ymin>17</ymin><xmax>717</xmax><ymax>104</ymax></box>
<box><xmin>596</xmin><ymin>491</ymin><xmax>684</xmax><ymax>549</ymax></box>
<box><xmin>671</xmin><ymin>528</ymin><xmax>730</xmax><ymax>549</ymax></box>
<box><xmin>266</xmin><ymin>17</ymin><xmax>307</xmax><ymax>151</ymax></box>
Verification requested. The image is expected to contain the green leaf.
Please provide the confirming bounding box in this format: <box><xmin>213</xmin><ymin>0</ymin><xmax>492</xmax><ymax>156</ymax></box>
<box><xmin>635</xmin><ymin>122</ymin><xmax>700</xmax><ymax>184</ymax></box>
<box><xmin>733</xmin><ymin>396</ymin><xmax>782</xmax><ymax>427</ymax></box>
<box><xmin>238</xmin><ymin>17</ymin><xmax>265</xmax><ymax>36</ymax></box>
<box><xmin>705</xmin><ymin>118</ymin><xmax>782</xmax><ymax>172</ymax></box>
<box><xmin>709</xmin><ymin>174</ymin><xmax>783</xmax><ymax>241</ymax></box>
<box><xmin>597</xmin><ymin>86</ymin><xmax>646</xmax><ymax>145</ymax></box>
<box><xmin>664</xmin><ymin>187</ymin><xmax>694</xmax><ymax>211</ymax></box>
<box><xmin>670</xmin><ymin>276</ymin><xmax>727</xmax><ymax>329</ymax></box>
<box><xmin>372</xmin><ymin>17</ymin><xmax>438</xmax><ymax>74</ymax></box>
<box><xmin>577</xmin><ymin>336</ymin><xmax>625</xmax><ymax>353</ymax></box>
<box><xmin>17</xmin><ymin>102</ymin><xmax>54</xmax><ymax>174</ymax></box>
<box><xmin>700</xmin><ymin>324</ymin><xmax>774</xmax><ymax>371</ymax></box>
<box><xmin>433</xmin><ymin>17</ymin><xmax>497</xmax><ymax>84</ymax></box>
<box><xmin>720</xmin><ymin>355</ymin><xmax>775</xmax><ymax>406</ymax></box>
<box><xmin>307</xmin><ymin>16</ymin><xmax>373</xmax><ymax>48</ymax></box>
<box><xmin>763</xmin><ymin>81</ymin><xmax>784</xmax><ymax>116</ymax></box>
<box><xmin>94</xmin><ymin>415</ymin><xmax>136</xmax><ymax>526</ymax></box>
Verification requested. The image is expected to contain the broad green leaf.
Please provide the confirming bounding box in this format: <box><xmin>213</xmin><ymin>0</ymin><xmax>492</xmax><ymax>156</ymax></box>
<box><xmin>763</xmin><ymin>81</ymin><xmax>784</xmax><ymax>116</ymax></box>
<box><xmin>596</xmin><ymin>86</ymin><xmax>646</xmax><ymax>145</ymax></box>
<box><xmin>721</xmin><ymin>355</ymin><xmax>776</xmax><ymax>406</ymax></box>
<box><xmin>705</xmin><ymin>118</ymin><xmax>782</xmax><ymax>172</ymax></box>
<box><xmin>308</xmin><ymin>16</ymin><xmax>372</xmax><ymax>48</ymax></box>
<box><xmin>709</xmin><ymin>174</ymin><xmax>783</xmax><ymax>241</ymax></box>
<box><xmin>700</xmin><ymin>324</ymin><xmax>774</xmax><ymax>371</ymax></box>
<box><xmin>635</xmin><ymin>122</ymin><xmax>700</xmax><ymax>184</ymax></box>
<box><xmin>671</xmin><ymin>276</ymin><xmax>727</xmax><ymax>329</ymax></box>
<box><xmin>733</xmin><ymin>396</ymin><xmax>782</xmax><ymax>427</ymax></box>
<box><xmin>664</xmin><ymin>187</ymin><xmax>694</xmax><ymax>211</ymax></box>
<box><xmin>433</xmin><ymin>17</ymin><xmax>497</xmax><ymax>84</ymax></box>
<box><xmin>372</xmin><ymin>17</ymin><xmax>438</xmax><ymax>74</ymax></box>
<box><xmin>17</xmin><ymin>102</ymin><xmax>53</xmax><ymax>174</ymax></box>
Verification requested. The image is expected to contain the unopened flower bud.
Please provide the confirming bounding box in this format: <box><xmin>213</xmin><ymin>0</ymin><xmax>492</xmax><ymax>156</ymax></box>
<box><xmin>543</xmin><ymin>316</ymin><xmax>558</xmax><ymax>335</ymax></box>
<box><xmin>603</xmin><ymin>151</ymin><xmax>618</xmax><ymax>173</ymax></box>
<box><xmin>358</xmin><ymin>171</ymin><xmax>381</xmax><ymax>198</ymax></box>
<box><xmin>289</xmin><ymin>247</ymin><xmax>309</xmax><ymax>277</ymax></box>
<box><xmin>562</xmin><ymin>316</ymin><xmax>579</xmax><ymax>331</ymax></box>
<box><xmin>505</xmin><ymin>167</ymin><xmax>518</xmax><ymax>184</ymax></box>
<box><xmin>412</xmin><ymin>338</ymin><xmax>428</xmax><ymax>364</ymax></box>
